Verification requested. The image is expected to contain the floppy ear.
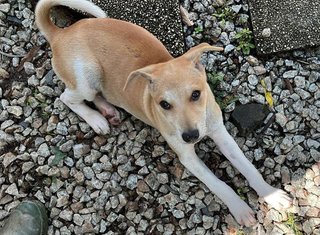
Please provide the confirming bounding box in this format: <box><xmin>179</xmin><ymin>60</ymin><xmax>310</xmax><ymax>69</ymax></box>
<box><xmin>123</xmin><ymin>67</ymin><xmax>154</xmax><ymax>91</ymax></box>
<box><xmin>184</xmin><ymin>43</ymin><xmax>223</xmax><ymax>70</ymax></box>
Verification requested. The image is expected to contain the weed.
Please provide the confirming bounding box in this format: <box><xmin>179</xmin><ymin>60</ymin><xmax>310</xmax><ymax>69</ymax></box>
<box><xmin>234</xmin><ymin>28</ymin><xmax>255</xmax><ymax>55</ymax></box>
<box><xmin>237</xmin><ymin>230</ymin><xmax>245</xmax><ymax>235</ymax></box>
<box><xmin>285</xmin><ymin>213</ymin><xmax>302</xmax><ymax>235</ymax></box>
<box><xmin>236</xmin><ymin>188</ymin><xmax>247</xmax><ymax>201</ymax></box>
<box><xmin>213</xmin><ymin>7</ymin><xmax>235</xmax><ymax>22</ymax></box>
<box><xmin>50</xmin><ymin>146</ymin><xmax>67</xmax><ymax>166</ymax></box>
<box><xmin>238</xmin><ymin>14</ymin><xmax>249</xmax><ymax>25</ymax></box>
<box><xmin>207</xmin><ymin>72</ymin><xmax>224</xmax><ymax>90</ymax></box>
<box><xmin>207</xmin><ymin>72</ymin><xmax>239</xmax><ymax>110</ymax></box>
<box><xmin>194</xmin><ymin>25</ymin><xmax>203</xmax><ymax>34</ymax></box>
<box><xmin>218</xmin><ymin>95</ymin><xmax>239</xmax><ymax>110</ymax></box>
<box><xmin>40</xmin><ymin>111</ymin><xmax>50</xmax><ymax>120</ymax></box>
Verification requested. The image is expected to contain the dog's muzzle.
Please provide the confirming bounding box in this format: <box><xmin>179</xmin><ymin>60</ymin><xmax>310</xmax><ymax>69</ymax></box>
<box><xmin>182</xmin><ymin>129</ymin><xmax>200</xmax><ymax>143</ymax></box>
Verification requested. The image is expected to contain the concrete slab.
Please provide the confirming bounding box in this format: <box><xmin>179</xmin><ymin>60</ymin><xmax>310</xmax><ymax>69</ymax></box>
<box><xmin>248</xmin><ymin>0</ymin><xmax>320</xmax><ymax>54</ymax></box>
<box><xmin>91</xmin><ymin>0</ymin><xmax>185</xmax><ymax>57</ymax></box>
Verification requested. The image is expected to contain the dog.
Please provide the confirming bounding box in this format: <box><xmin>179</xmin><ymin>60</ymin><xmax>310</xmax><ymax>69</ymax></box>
<box><xmin>35</xmin><ymin>0</ymin><xmax>292</xmax><ymax>226</ymax></box>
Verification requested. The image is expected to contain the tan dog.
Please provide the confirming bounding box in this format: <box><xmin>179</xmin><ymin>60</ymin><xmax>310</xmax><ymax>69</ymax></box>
<box><xmin>35</xmin><ymin>0</ymin><xmax>292</xmax><ymax>226</ymax></box>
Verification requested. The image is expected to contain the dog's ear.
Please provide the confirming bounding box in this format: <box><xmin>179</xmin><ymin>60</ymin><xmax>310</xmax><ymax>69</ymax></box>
<box><xmin>123</xmin><ymin>67</ymin><xmax>154</xmax><ymax>91</ymax></box>
<box><xmin>184</xmin><ymin>43</ymin><xmax>223</xmax><ymax>70</ymax></box>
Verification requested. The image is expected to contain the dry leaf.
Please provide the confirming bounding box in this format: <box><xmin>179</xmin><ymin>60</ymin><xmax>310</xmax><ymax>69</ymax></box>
<box><xmin>180</xmin><ymin>5</ymin><xmax>194</xmax><ymax>26</ymax></box>
<box><xmin>265</xmin><ymin>91</ymin><xmax>274</xmax><ymax>107</ymax></box>
<box><xmin>261</xmin><ymin>79</ymin><xmax>274</xmax><ymax>107</ymax></box>
<box><xmin>17</xmin><ymin>46</ymin><xmax>40</xmax><ymax>72</ymax></box>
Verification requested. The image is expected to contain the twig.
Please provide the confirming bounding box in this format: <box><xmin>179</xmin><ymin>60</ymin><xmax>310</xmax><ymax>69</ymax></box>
<box><xmin>257</xmin><ymin>113</ymin><xmax>275</xmax><ymax>135</ymax></box>
<box><xmin>283</xmin><ymin>78</ymin><xmax>293</xmax><ymax>94</ymax></box>
<box><xmin>296</xmin><ymin>59</ymin><xmax>310</xmax><ymax>65</ymax></box>
<box><xmin>0</xmin><ymin>50</ymin><xmax>26</xmax><ymax>58</ymax></box>
<box><xmin>16</xmin><ymin>46</ymin><xmax>40</xmax><ymax>72</ymax></box>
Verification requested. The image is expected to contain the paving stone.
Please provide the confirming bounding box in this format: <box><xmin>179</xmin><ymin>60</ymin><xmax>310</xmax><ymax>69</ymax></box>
<box><xmin>248</xmin><ymin>0</ymin><xmax>320</xmax><ymax>54</ymax></box>
<box><xmin>91</xmin><ymin>0</ymin><xmax>184</xmax><ymax>57</ymax></box>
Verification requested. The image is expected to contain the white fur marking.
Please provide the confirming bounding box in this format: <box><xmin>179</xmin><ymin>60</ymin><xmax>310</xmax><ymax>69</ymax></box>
<box><xmin>208</xmin><ymin>125</ymin><xmax>292</xmax><ymax>208</ymax></box>
<box><xmin>59</xmin><ymin>0</ymin><xmax>107</xmax><ymax>18</ymax></box>
<box><xmin>60</xmin><ymin>89</ymin><xmax>110</xmax><ymax>134</ymax></box>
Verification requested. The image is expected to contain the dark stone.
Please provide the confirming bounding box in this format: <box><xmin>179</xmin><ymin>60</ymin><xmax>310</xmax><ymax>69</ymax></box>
<box><xmin>230</xmin><ymin>103</ymin><xmax>270</xmax><ymax>136</ymax></box>
<box><xmin>44</xmin><ymin>69</ymin><xmax>55</xmax><ymax>86</ymax></box>
<box><xmin>91</xmin><ymin>0</ymin><xmax>185</xmax><ymax>57</ymax></box>
<box><xmin>248</xmin><ymin>0</ymin><xmax>320</xmax><ymax>54</ymax></box>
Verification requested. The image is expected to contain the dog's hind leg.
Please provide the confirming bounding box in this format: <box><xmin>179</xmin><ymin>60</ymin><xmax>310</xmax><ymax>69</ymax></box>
<box><xmin>60</xmin><ymin>88</ymin><xmax>110</xmax><ymax>134</ymax></box>
<box><xmin>167</xmin><ymin>140</ymin><xmax>257</xmax><ymax>227</ymax></box>
<box><xmin>54</xmin><ymin>57</ymin><xmax>112</xmax><ymax>134</ymax></box>
<box><xmin>93</xmin><ymin>95</ymin><xmax>121</xmax><ymax>126</ymax></box>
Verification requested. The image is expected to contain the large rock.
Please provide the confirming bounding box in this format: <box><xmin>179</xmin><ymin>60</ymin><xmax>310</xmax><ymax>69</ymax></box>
<box><xmin>230</xmin><ymin>103</ymin><xmax>270</xmax><ymax>136</ymax></box>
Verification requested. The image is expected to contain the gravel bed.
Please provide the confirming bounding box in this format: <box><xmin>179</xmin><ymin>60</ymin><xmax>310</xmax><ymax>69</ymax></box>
<box><xmin>1</xmin><ymin>0</ymin><xmax>320</xmax><ymax>234</ymax></box>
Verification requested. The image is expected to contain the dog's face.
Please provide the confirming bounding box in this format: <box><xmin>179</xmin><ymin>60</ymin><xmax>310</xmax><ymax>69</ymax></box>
<box><xmin>147</xmin><ymin>58</ymin><xmax>209</xmax><ymax>144</ymax></box>
<box><xmin>125</xmin><ymin>43</ymin><xmax>223</xmax><ymax>144</ymax></box>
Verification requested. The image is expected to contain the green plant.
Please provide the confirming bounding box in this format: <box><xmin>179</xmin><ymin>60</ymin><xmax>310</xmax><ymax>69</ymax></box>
<box><xmin>237</xmin><ymin>230</ymin><xmax>245</xmax><ymax>235</ymax></box>
<box><xmin>217</xmin><ymin>94</ymin><xmax>239</xmax><ymax>110</ymax></box>
<box><xmin>285</xmin><ymin>213</ymin><xmax>302</xmax><ymax>235</ymax></box>
<box><xmin>207</xmin><ymin>72</ymin><xmax>224</xmax><ymax>90</ymax></box>
<box><xmin>194</xmin><ymin>25</ymin><xmax>203</xmax><ymax>34</ymax></box>
<box><xmin>238</xmin><ymin>15</ymin><xmax>249</xmax><ymax>25</ymax></box>
<box><xmin>50</xmin><ymin>146</ymin><xmax>66</xmax><ymax>166</ymax></box>
<box><xmin>213</xmin><ymin>7</ymin><xmax>235</xmax><ymax>22</ymax></box>
<box><xmin>214</xmin><ymin>93</ymin><xmax>238</xmax><ymax>110</ymax></box>
<box><xmin>236</xmin><ymin>188</ymin><xmax>247</xmax><ymax>201</ymax></box>
<box><xmin>207</xmin><ymin>72</ymin><xmax>239</xmax><ymax>110</ymax></box>
<box><xmin>40</xmin><ymin>111</ymin><xmax>50</xmax><ymax>120</ymax></box>
<box><xmin>234</xmin><ymin>28</ymin><xmax>255</xmax><ymax>55</ymax></box>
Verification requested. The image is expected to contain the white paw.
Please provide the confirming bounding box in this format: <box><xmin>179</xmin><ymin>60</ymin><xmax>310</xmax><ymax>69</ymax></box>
<box><xmin>85</xmin><ymin>112</ymin><xmax>110</xmax><ymax>135</ymax></box>
<box><xmin>263</xmin><ymin>188</ymin><xmax>292</xmax><ymax>210</ymax></box>
<box><xmin>230</xmin><ymin>200</ymin><xmax>257</xmax><ymax>227</ymax></box>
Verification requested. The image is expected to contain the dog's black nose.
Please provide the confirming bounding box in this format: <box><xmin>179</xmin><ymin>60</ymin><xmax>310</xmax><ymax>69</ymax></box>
<box><xmin>182</xmin><ymin>129</ymin><xmax>200</xmax><ymax>143</ymax></box>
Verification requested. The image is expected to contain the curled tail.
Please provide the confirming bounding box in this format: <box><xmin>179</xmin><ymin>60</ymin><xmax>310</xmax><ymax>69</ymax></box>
<box><xmin>35</xmin><ymin>0</ymin><xmax>106</xmax><ymax>42</ymax></box>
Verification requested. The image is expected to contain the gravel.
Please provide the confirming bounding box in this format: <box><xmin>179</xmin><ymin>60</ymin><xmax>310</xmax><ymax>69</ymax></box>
<box><xmin>0</xmin><ymin>0</ymin><xmax>320</xmax><ymax>234</ymax></box>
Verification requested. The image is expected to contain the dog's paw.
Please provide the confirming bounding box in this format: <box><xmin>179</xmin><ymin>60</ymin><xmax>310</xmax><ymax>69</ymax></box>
<box><xmin>230</xmin><ymin>200</ymin><xmax>257</xmax><ymax>227</ymax></box>
<box><xmin>263</xmin><ymin>188</ymin><xmax>292</xmax><ymax>210</ymax></box>
<box><xmin>107</xmin><ymin>113</ymin><xmax>121</xmax><ymax>126</ymax></box>
<box><xmin>94</xmin><ymin>96</ymin><xmax>121</xmax><ymax>125</ymax></box>
<box><xmin>85</xmin><ymin>112</ymin><xmax>110</xmax><ymax>135</ymax></box>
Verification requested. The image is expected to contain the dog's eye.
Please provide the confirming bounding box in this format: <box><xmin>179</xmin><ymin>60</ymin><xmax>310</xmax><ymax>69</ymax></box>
<box><xmin>159</xmin><ymin>100</ymin><xmax>171</xmax><ymax>110</ymax></box>
<box><xmin>191</xmin><ymin>90</ymin><xmax>201</xmax><ymax>101</ymax></box>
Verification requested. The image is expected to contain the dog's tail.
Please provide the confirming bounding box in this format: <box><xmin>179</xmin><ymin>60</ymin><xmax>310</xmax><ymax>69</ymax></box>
<box><xmin>35</xmin><ymin>0</ymin><xmax>106</xmax><ymax>42</ymax></box>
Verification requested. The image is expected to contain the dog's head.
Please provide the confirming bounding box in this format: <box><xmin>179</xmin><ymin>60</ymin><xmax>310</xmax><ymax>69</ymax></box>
<box><xmin>124</xmin><ymin>43</ymin><xmax>223</xmax><ymax>144</ymax></box>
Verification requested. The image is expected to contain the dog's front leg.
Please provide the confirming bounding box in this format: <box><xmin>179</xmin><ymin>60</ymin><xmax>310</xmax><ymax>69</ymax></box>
<box><xmin>168</xmin><ymin>141</ymin><xmax>256</xmax><ymax>226</ymax></box>
<box><xmin>208</xmin><ymin>123</ymin><xmax>292</xmax><ymax>210</ymax></box>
